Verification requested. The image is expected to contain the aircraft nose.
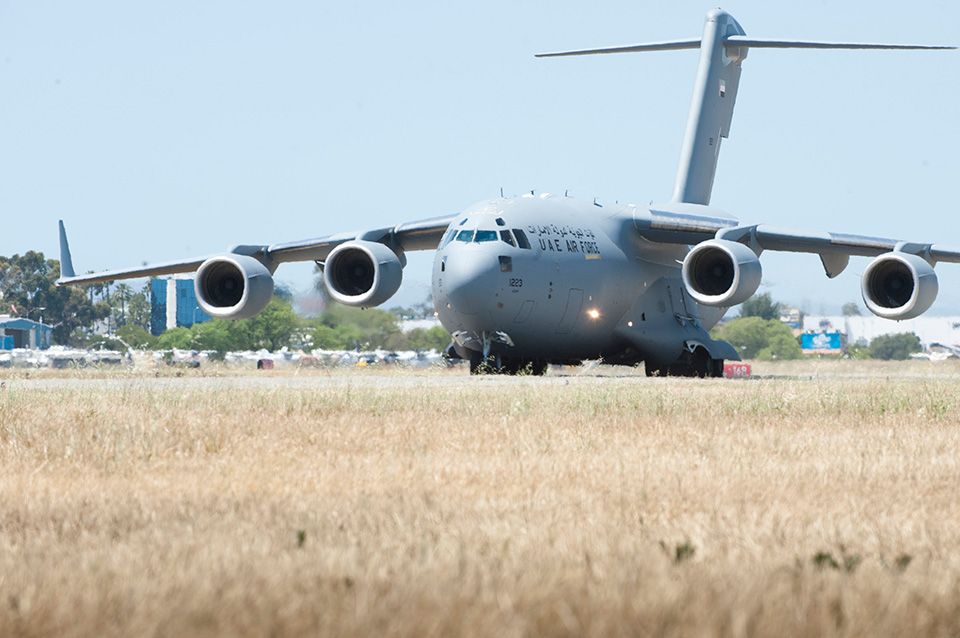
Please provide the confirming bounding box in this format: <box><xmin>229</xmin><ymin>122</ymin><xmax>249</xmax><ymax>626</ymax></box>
<box><xmin>444</xmin><ymin>252</ymin><xmax>497</xmax><ymax>315</ymax></box>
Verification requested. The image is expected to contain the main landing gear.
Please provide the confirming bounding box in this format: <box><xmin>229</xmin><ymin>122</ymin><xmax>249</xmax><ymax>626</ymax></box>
<box><xmin>645</xmin><ymin>348</ymin><xmax>724</xmax><ymax>378</ymax></box>
<box><xmin>468</xmin><ymin>352</ymin><xmax>548</xmax><ymax>376</ymax></box>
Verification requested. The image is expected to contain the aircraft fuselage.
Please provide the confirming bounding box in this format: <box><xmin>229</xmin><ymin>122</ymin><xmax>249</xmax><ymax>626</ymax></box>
<box><xmin>433</xmin><ymin>194</ymin><xmax>729</xmax><ymax>367</ymax></box>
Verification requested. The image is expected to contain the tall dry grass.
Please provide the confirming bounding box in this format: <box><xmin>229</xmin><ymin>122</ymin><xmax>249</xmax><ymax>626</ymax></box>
<box><xmin>1</xmin><ymin>369</ymin><xmax>959</xmax><ymax>637</ymax></box>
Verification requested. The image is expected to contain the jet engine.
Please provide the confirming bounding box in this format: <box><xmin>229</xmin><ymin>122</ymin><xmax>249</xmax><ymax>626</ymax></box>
<box><xmin>861</xmin><ymin>252</ymin><xmax>938</xmax><ymax>320</ymax></box>
<box><xmin>681</xmin><ymin>239</ymin><xmax>762</xmax><ymax>306</ymax></box>
<box><xmin>323</xmin><ymin>240</ymin><xmax>403</xmax><ymax>307</ymax></box>
<box><xmin>195</xmin><ymin>254</ymin><xmax>275</xmax><ymax>320</ymax></box>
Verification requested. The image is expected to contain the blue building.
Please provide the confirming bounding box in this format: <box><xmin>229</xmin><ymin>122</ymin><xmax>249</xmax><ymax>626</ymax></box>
<box><xmin>150</xmin><ymin>278</ymin><xmax>211</xmax><ymax>336</ymax></box>
<box><xmin>0</xmin><ymin>316</ymin><xmax>53</xmax><ymax>349</ymax></box>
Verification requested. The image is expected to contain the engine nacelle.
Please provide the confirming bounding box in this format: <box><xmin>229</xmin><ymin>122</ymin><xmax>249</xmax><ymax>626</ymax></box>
<box><xmin>861</xmin><ymin>252</ymin><xmax>938</xmax><ymax>320</ymax></box>
<box><xmin>681</xmin><ymin>239</ymin><xmax>762</xmax><ymax>307</ymax></box>
<box><xmin>195</xmin><ymin>254</ymin><xmax>274</xmax><ymax>320</ymax></box>
<box><xmin>323</xmin><ymin>240</ymin><xmax>403</xmax><ymax>307</ymax></box>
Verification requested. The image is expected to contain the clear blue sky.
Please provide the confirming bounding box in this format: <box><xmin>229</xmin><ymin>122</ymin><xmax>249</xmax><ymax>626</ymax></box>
<box><xmin>1</xmin><ymin>0</ymin><xmax>958</xmax><ymax>314</ymax></box>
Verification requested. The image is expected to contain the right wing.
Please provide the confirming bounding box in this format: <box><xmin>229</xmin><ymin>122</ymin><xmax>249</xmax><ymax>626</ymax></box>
<box><xmin>56</xmin><ymin>214</ymin><xmax>457</xmax><ymax>286</ymax></box>
<box><xmin>266</xmin><ymin>214</ymin><xmax>457</xmax><ymax>262</ymax></box>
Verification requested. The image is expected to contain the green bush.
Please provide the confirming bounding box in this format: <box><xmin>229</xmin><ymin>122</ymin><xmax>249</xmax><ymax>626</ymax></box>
<box><xmin>311</xmin><ymin>322</ymin><xmax>365</xmax><ymax>350</ymax></box>
<box><xmin>152</xmin><ymin>297</ymin><xmax>451</xmax><ymax>354</ymax></box>
<box><xmin>190</xmin><ymin>320</ymin><xmax>239</xmax><ymax>353</ymax></box>
<box><xmin>399</xmin><ymin>326</ymin><xmax>450</xmax><ymax>352</ymax></box>
<box><xmin>154</xmin><ymin>297</ymin><xmax>300</xmax><ymax>353</ymax></box>
<box><xmin>868</xmin><ymin>333</ymin><xmax>921</xmax><ymax>360</ymax></box>
<box><xmin>309</xmin><ymin>305</ymin><xmax>395</xmax><ymax>350</ymax></box>
<box><xmin>712</xmin><ymin>316</ymin><xmax>802</xmax><ymax>360</ymax></box>
<box><xmin>116</xmin><ymin>324</ymin><xmax>157</xmax><ymax>350</ymax></box>
<box><xmin>156</xmin><ymin>327</ymin><xmax>193</xmax><ymax>350</ymax></box>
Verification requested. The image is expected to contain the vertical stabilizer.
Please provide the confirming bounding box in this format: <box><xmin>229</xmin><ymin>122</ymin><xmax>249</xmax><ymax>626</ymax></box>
<box><xmin>672</xmin><ymin>9</ymin><xmax>746</xmax><ymax>205</ymax></box>
<box><xmin>58</xmin><ymin>220</ymin><xmax>76</xmax><ymax>278</ymax></box>
<box><xmin>536</xmin><ymin>12</ymin><xmax>952</xmax><ymax>204</ymax></box>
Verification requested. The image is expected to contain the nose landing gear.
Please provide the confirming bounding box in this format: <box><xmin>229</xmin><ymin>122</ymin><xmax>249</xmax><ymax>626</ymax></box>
<box><xmin>464</xmin><ymin>330</ymin><xmax>546</xmax><ymax>375</ymax></box>
<box><xmin>468</xmin><ymin>350</ymin><xmax>548</xmax><ymax>376</ymax></box>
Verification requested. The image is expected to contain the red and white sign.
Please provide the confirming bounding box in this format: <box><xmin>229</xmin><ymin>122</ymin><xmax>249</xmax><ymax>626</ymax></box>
<box><xmin>723</xmin><ymin>362</ymin><xmax>752</xmax><ymax>378</ymax></box>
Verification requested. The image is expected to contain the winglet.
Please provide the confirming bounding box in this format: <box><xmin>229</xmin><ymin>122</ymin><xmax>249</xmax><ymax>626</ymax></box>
<box><xmin>58</xmin><ymin>220</ymin><xmax>76</xmax><ymax>279</ymax></box>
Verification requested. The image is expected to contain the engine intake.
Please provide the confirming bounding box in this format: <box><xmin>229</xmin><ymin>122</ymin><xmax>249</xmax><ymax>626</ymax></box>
<box><xmin>195</xmin><ymin>254</ymin><xmax>274</xmax><ymax>320</ymax></box>
<box><xmin>681</xmin><ymin>239</ymin><xmax>762</xmax><ymax>307</ymax></box>
<box><xmin>323</xmin><ymin>240</ymin><xmax>403</xmax><ymax>307</ymax></box>
<box><xmin>861</xmin><ymin>252</ymin><xmax>938</xmax><ymax>320</ymax></box>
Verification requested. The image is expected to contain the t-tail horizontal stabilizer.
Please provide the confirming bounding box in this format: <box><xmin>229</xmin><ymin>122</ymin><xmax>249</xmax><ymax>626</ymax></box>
<box><xmin>536</xmin><ymin>37</ymin><xmax>955</xmax><ymax>58</ymax></box>
<box><xmin>723</xmin><ymin>37</ymin><xmax>955</xmax><ymax>51</ymax></box>
<box><xmin>537</xmin><ymin>9</ymin><xmax>954</xmax><ymax>207</ymax></box>
<box><xmin>535</xmin><ymin>39</ymin><xmax>701</xmax><ymax>57</ymax></box>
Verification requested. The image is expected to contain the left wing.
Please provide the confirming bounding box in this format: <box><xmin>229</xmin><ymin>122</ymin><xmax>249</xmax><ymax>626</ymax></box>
<box><xmin>636</xmin><ymin>202</ymin><xmax>958</xmax><ymax>319</ymax></box>
<box><xmin>56</xmin><ymin>214</ymin><xmax>457</xmax><ymax>286</ymax></box>
<box><xmin>636</xmin><ymin>202</ymin><xmax>960</xmax><ymax>275</ymax></box>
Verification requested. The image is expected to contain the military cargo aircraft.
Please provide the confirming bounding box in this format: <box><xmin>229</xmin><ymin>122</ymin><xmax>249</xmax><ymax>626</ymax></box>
<box><xmin>58</xmin><ymin>9</ymin><xmax>956</xmax><ymax>376</ymax></box>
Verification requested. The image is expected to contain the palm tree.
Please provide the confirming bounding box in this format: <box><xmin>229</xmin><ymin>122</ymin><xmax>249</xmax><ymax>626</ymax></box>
<box><xmin>114</xmin><ymin>283</ymin><xmax>134</xmax><ymax>327</ymax></box>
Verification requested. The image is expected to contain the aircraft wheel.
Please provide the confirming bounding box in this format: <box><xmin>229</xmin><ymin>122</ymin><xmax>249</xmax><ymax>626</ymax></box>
<box><xmin>691</xmin><ymin>348</ymin><xmax>710</xmax><ymax>378</ymax></box>
<box><xmin>471</xmin><ymin>352</ymin><xmax>508</xmax><ymax>375</ymax></box>
<box><xmin>469</xmin><ymin>352</ymin><xmax>490</xmax><ymax>375</ymax></box>
<box><xmin>500</xmin><ymin>359</ymin><xmax>522</xmax><ymax>375</ymax></box>
<box><xmin>709</xmin><ymin>359</ymin><xmax>725</xmax><ymax>378</ymax></box>
<box><xmin>529</xmin><ymin>360</ymin><xmax>548</xmax><ymax>376</ymax></box>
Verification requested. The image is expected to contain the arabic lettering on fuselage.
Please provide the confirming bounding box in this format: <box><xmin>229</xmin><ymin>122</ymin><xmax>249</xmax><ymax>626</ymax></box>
<box><xmin>527</xmin><ymin>224</ymin><xmax>601</xmax><ymax>256</ymax></box>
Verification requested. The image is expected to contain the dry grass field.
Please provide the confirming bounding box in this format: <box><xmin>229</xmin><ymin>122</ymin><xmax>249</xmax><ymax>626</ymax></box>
<box><xmin>1</xmin><ymin>361</ymin><xmax>960</xmax><ymax>637</ymax></box>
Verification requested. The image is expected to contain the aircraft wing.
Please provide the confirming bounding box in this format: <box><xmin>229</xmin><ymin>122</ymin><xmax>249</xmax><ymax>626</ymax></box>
<box><xmin>636</xmin><ymin>203</ymin><xmax>960</xmax><ymax>277</ymax></box>
<box><xmin>56</xmin><ymin>214</ymin><xmax>457</xmax><ymax>286</ymax></box>
<box><xmin>266</xmin><ymin>214</ymin><xmax>457</xmax><ymax>262</ymax></box>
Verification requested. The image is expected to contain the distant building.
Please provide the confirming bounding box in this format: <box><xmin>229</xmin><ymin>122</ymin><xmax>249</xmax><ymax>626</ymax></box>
<box><xmin>778</xmin><ymin>306</ymin><xmax>803</xmax><ymax>330</ymax></box>
<box><xmin>0</xmin><ymin>316</ymin><xmax>53</xmax><ymax>350</ymax></box>
<box><xmin>802</xmin><ymin>316</ymin><xmax>960</xmax><ymax>350</ymax></box>
<box><xmin>150</xmin><ymin>277</ymin><xmax>210</xmax><ymax>336</ymax></box>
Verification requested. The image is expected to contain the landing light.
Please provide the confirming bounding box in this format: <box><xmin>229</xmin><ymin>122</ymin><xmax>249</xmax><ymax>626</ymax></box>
<box><xmin>586</xmin><ymin>308</ymin><xmax>601</xmax><ymax>320</ymax></box>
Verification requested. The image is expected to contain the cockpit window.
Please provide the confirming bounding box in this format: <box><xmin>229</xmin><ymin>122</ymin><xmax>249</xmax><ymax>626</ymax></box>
<box><xmin>513</xmin><ymin>229</ymin><xmax>532</xmax><ymax>249</ymax></box>
<box><xmin>440</xmin><ymin>228</ymin><xmax>456</xmax><ymax>248</ymax></box>
<box><xmin>495</xmin><ymin>217</ymin><xmax>506</xmax><ymax>226</ymax></box>
<box><xmin>499</xmin><ymin>230</ymin><xmax>516</xmax><ymax>247</ymax></box>
<box><xmin>456</xmin><ymin>230</ymin><xmax>475</xmax><ymax>242</ymax></box>
<box><xmin>458</xmin><ymin>218</ymin><xmax>468</xmax><ymax>226</ymax></box>
<box><xmin>475</xmin><ymin>230</ymin><xmax>498</xmax><ymax>243</ymax></box>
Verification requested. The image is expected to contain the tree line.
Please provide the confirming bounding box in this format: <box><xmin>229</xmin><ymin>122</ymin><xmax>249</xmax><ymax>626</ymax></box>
<box><xmin>118</xmin><ymin>300</ymin><xmax>450</xmax><ymax>355</ymax></box>
<box><xmin>0</xmin><ymin>251</ymin><xmax>449</xmax><ymax>354</ymax></box>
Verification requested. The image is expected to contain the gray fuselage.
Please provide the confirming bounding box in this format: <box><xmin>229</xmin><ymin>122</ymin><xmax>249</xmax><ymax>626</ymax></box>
<box><xmin>433</xmin><ymin>194</ymin><xmax>729</xmax><ymax>366</ymax></box>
